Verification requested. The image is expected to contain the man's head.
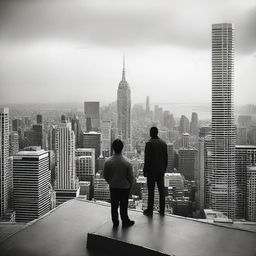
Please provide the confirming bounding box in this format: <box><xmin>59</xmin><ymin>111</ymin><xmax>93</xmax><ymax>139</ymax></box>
<box><xmin>150</xmin><ymin>126</ymin><xmax>158</xmax><ymax>138</ymax></box>
<box><xmin>112</xmin><ymin>139</ymin><xmax>124</xmax><ymax>154</ymax></box>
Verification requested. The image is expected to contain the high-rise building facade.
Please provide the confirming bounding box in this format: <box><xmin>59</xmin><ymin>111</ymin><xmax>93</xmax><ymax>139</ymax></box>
<box><xmin>100</xmin><ymin>120</ymin><xmax>112</xmax><ymax>157</ymax></box>
<box><xmin>182</xmin><ymin>133</ymin><xmax>190</xmax><ymax>149</ymax></box>
<box><xmin>235</xmin><ymin>145</ymin><xmax>256</xmax><ymax>219</ymax></box>
<box><xmin>179</xmin><ymin>115</ymin><xmax>189</xmax><ymax>134</ymax></box>
<box><xmin>75</xmin><ymin>156</ymin><xmax>94</xmax><ymax>181</ymax></box>
<box><xmin>83</xmin><ymin>132</ymin><xmax>101</xmax><ymax>163</ymax></box>
<box><xmin>9</xmin><ymin>131</ymin><xmax>19</xmax><ymax>156</ymax></box>
<box><xmin>29</xmin><ymin>124</ymin><xmax>43</xmax><ymax>147</ymax></box>
<box><xmin>167</xmin><ymin>143</ymin><xmax>174</xmax><ymax>172</ymax></box>
<box><xmin>178</xmin><ymin>148</ymin><xmax>198</xmax><ymax>181</ymax></box>
<box><xmin>94</xmin><ymin>174</ymin><xmax>110</xmax><ymax>202</ymax></box>
<box><xmin>55</xmin><ymin>122</ymin><xmax>76</xmax><ymax>190</ymax></box>
<box><xmin>0</xmin><ymin>107</ymin><xmax>10</xmax><ymax>219</ymax></box>
<box><xmin>71</xmin><ymin>116</ymin><xmax>82</xmax><ymax>148</ymax></box>
<box><xmin>84</xmin><ymin>102</ymin><xmax>100</xmax><ymax>132</ymax></box>
<box><xmin>190</xmin><ymin>112</ymin><xmax>199</xmax><ymax>136</ymax></box>
<box><xmin>210</xmin><ymin>23</ymin><xmax>236</xmax><ymax>218</ymax></box>
<box><xmin>117</xmin><ymin>57</ymin><xmax>131</xmax><ymax>151</ymax></box>
<box><xmin>36</xmin><ymin>114</ymin><xmax>43</xmax><ymax>125</ymax></box>
<box><xmin>13</xmin><ymin>147</ymin><xmax>50</xmax><ymax>222</ymax></box>
<box><xmin>236</xmin><ymin>127</ymin><xmax>247</xmax><ymax>145</ymax></box>
<box><xmin>246</xmin><ymin>166</ymin><xmax>256</xmax><ymax>222</ymax></box>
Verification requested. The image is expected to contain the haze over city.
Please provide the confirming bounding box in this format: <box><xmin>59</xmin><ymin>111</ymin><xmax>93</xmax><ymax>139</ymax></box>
<box><xmin>0</xmin><ymin>0</ymin><xmax>256</xmax><ymax>105</ymax></box>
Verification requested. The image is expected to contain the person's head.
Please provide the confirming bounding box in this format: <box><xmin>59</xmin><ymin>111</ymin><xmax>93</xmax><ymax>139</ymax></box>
<box><xmin>112</xmin><ymin>139</ymin><xmax>124</xmax><ymax>154</ymax></box>
<box><xmin>150</xmin><ymin>126</ymin><xmax>158</xmax><ymax>138</ymax></box>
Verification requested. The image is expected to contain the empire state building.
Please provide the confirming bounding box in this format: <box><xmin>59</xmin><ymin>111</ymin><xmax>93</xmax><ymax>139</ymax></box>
<box><xmin>117</xmin><ymin>57</ymin><xmax>131</xmax><ymax>151</ymax></box>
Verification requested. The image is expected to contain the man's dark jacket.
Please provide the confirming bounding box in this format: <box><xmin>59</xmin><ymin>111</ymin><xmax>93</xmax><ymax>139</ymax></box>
<box><xmin>143</xmin><ymin>137</ymin><xmax>168</xmax><ymax>177</ymax></box>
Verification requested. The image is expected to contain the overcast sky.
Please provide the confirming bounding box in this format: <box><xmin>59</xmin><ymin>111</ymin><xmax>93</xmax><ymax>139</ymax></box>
<box><xmin>0</xmin><ymin>0</ymin><xmax>255</xmax><ymax>105</ymax></box>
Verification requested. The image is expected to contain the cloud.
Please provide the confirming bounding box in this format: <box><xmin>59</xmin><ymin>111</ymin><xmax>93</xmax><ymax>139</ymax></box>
<box><xmin>0</xmin><ymin>0</ymin><xmax>255</xmax><ymax>52</ymax></box>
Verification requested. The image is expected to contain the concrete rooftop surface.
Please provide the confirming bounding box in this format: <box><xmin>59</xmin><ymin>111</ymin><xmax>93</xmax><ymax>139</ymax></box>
<box><xmin>0</xmin><ymin>199</ymin><xmax>255</xmax><ymax>256</ymax></box>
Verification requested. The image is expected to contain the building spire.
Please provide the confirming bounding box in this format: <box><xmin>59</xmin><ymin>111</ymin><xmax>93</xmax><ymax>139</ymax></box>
<box><xmin>122</xmin><ymin>55</ymin><xmax>126</xmax><ymax>81</ymax></box>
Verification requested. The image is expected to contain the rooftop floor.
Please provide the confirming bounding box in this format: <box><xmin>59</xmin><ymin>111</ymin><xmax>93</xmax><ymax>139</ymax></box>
<box><xmin>0</xmin><ymin>199</ymin><xmax>255</xmax><ymax>256</ymax></box>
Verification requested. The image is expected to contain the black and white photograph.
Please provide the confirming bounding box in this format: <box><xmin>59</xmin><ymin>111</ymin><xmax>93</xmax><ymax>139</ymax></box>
<box><xmin>0</xmin><ymin>0</ymin><xmax>255</xmax><ymax>255</ymax></box>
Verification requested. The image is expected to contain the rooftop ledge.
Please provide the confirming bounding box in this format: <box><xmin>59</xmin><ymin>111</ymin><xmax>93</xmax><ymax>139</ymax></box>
<box><xmin>0</xmin><ymin>199</ymin><xmax>255</xmax><ymax>256</ymax></box>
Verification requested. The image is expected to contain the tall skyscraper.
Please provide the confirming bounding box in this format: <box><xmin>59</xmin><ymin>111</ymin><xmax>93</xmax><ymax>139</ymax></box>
<box><xmin>167</xmin><ymin>143</ymin><xmax>174</xmax><ymax>172</ymax></box>
<box><xmin>146</xmin><ymin>96</ymin><xmax>150</xmax><ymax>116</ymax></box>
<box><xmin>179</xmin><ymin>115</ymin><xmax>189</xmax><ymax>134</ymax></box>
<box><xmin>71</xmin><ymin>116</ymin><xmax>82</xmax><ymax>148</ymax></box>
<box><xmin>190</xmin><ymin>112</ymin><xmax>198</xmax><ymax>136</ymax></box>
<box><xmin>84</xmin><ymin>102</ymin><xmax>100</xmax><ymax>132</ymax></box>
<box><xmin>36</xmin><ymin>114</ymin><xmax>43</xmax><ymax>125</ymax></box>
<box><xmin>9</xmin><ymin>131</ymin><xmax>19</xmax><ymax>156</ymax></box>
<box><xmin>83</xmin><ymin>131</ymin><xmax>101</xmax><ymax>171</ymax></box>
<box><xmin>210</xmin><ymin>23</ymin><xmax>236</xmax><ymax>218</ymax></box>
<box><xmin>182</xmin><ymin>133</ymin><xmax>190</xmax><ymax>149</ymax></box>
<box><xmin>12</xmin><ymin>118</ymin><xmax>21</xmax><ymax>132</ymax></box>
<box><xmin>13</xmin><ymin>147</ymin><xmax>50</xmax><ymax>222</ymax></box>
<box><xmin>83</xmin><ymin>132</ymin><xmax>101</xmax><ymax>159</ymax></box>
<box><xmin>117</xmin><ymin>56</ymin><xmax>131</xmax><ymax>151</ymax></box>
<box><xmin>55</xmin><ymin>122</ymin><xmax>76</xmax><ymax>190</ymax></box>
<box><xmin>0</xmin><ymin>107</ymin><xmax>10</xmax><ymax>219</ymax></box>
<box><xmin>29</xmin><ymin>124</ymin><xmax>43</xmax><ymax>147</ymax></box>
<box><xmin>178</xmin><ymin>148</ymin><xmax>198</xmax><ymax>180</ymax></box>
<box><xmin>100</xmin><ymin>120</ymin><xmax>112</xmax><ymax>157</ymax></box>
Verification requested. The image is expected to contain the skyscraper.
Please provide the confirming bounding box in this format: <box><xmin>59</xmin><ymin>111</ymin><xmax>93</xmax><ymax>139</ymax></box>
<box><xmin>235</xmin><ymin>145</ymin><xmax>256</xmax><ymax>219</ymax></box>
<box><xmin>36</xmin><ymin>114</ymin><xmax>43</xmax><ymax>125</ymax></box>
<box><xmin>246</xmin><ymin>166</ymin><xmax>256</xmax><ymax>222</ymax></box>
<box><xmin>100</xmin><ymin>120</ymin><xmax>112</xmax><ymax>157</ymax></box>
<box><xmin>167</xmin><ymin>143</ymin><xmax>174</xmax><ymax>172</ymax></box>
<box><xmin>179</xmin><ymin>115</ymin><xmax>189</xmax><ymax>134</ymax></box>
<box><xmin>84</xmin><ymin>102</ymin><xmax>100</xmax><ymax>132</ymax></box>
<box><xmin>83</xmin><ymin>132</ymin><xmax>101</xmax><ymax>160</ymax></box>
<box><xmin>190</xmin><ymin>112</ymin><xmax>198</xmax><ymax>136</ymax></box>
<box><xmin>178</xmin><ymin>148</ymin><xmax>198</xmax><ymax>180</ymax></box>
<box><xmin>145</xmin><ymin>96</ymin><xmax>150</xmax><ymax>118</ymax></box>
<box><xmin>0</xmin><ymin>107</ymin><xmax>10</xmax><ymax>219</ymax></box>
<box><xmin>9</xmin><ymin>131</ymin><xmax>19</xmax><ymax>156</ymax></box>
<box><xmin>13</xmin><ymin>147</ymin><xmax>50</xmax><ymax>222</ymax></box>
<box><xmin>75</xmin><ymin>156</ymin><xmax>94</xmax><ymax>181</ymax></box>
<box><xmin>55</xmin><ymin>122</ymin><xmax>76</xmax><ymax>190</ymax></box>
<box><xmin>236</xmin><ymin>127</ymin><xmax>247</xmax><ymax>145</ymax></box>
<box><xmin>210</xmin><ymin>23</ymin><xmax>236</xmax><ymax>218</ymax></box>
<box><xmin>182</xmin><ymin>133</ymin><xmax>190</xmax><ymax>149</ymax></box>
<box><xmin>29</xmin><ymin>124</ymin><xmax>43</xmax><ymax>147</ymax></box>
<box><xmin>117</xmin><ymin>56</ymin><xmax>131</xmax><ymax>151</ymax></box>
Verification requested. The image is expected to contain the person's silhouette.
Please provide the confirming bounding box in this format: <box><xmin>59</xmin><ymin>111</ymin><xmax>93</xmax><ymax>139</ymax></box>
<box><xmin>104</xmin><ymin>139</ymin><xmax>135</xmax><ymax>227</ymax></box>
<box><xmin>143</xmin><ymin>127</ymin><xmax>168</xmax><ymax>216</ymax></box>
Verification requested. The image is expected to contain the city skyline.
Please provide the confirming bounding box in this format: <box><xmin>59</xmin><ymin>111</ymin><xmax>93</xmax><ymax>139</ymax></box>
<box><xmin>0</xmin><ymin>0</ymin><xmax>256</xmax><ymax>105</ymax></box>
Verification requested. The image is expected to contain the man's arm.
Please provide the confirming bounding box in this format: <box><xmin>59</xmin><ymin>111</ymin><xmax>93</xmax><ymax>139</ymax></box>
<box><xmin>127</xmin><ymin>162</ymin><xmax>134</xmax><ymax>187</ymax></box>
<box><xmin>103</xmin><ymin>161</ymin><xmax>110</xmax><ymax>182</ymax></box>
<box><xmin>163</xmin><ymin>143</ymin><xmax>168</xmax><ymax>171</ymax></box>
<box><xmin>143</xmin><ymin>142</ymin><xmax>151</xmax><ymax>177</ymax></box>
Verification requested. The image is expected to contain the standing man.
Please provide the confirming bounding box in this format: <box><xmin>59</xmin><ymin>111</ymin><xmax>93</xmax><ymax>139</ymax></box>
<box><xmin>104</xmin><ymin>139</ymin><xmax>135</xmax><ymax>228</ymax></box>
<box><xmin>143</xmin><ymin>127</ymin><xmax>168</xmax><ymax>216</ymax></box>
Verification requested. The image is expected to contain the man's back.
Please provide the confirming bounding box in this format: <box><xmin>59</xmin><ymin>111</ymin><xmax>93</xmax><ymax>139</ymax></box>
<box><xmin>143</xmin><ymin>137</ymin><xmax>168</xmax><ymax>176</ymax></box>
<box><xmin>103</xmin><ymin>154</ymin><xmax>133</xmax><ymax>189</ymax></box>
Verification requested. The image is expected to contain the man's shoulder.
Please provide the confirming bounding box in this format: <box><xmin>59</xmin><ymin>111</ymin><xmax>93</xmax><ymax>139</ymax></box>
<box><xmin>159</xmin><ymin>138</ymin><xmax>167</xmax><ymax>146</ymax></box>
<box><xmin>105</xmin><ymin>156</ymin><xmax>114</xmax><ymax>164</ymax></box>
<box><xmin>121</xmin><ymin>155</ymin><xmax>132</xmax><ymax>165</ymax></box>
<box><xmin>148</xmin><ymin>138</ymin><xmax>167</xmax><ymax>145</ymax></box>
